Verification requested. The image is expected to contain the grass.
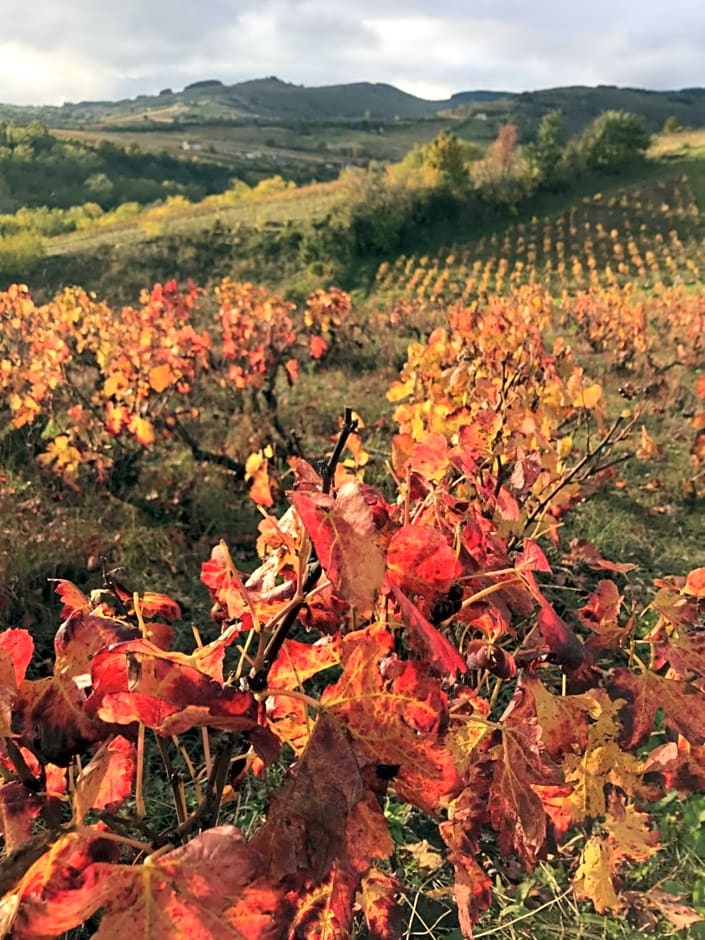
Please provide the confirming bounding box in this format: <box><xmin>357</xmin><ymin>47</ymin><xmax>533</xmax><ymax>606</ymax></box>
<box><xmin>44</xmin><ymin>179</ymin><xmax>344</xmax><ymax>257</ymax></box>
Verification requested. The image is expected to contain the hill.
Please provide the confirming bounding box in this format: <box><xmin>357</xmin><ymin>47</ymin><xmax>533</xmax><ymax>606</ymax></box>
<box><xmin>3</xmin><ymin>78</ymin><xmax>705</xmax><ymax>135</ymax></box>
<box><xmin>454</xmin><ymin>85</ymin><xmax>705</xmax><ymax>139</ymax></box>
<box><xmin>0</xmin><ymin>78</ymin><xmax>509</xmax><ymax>128</ymax></box>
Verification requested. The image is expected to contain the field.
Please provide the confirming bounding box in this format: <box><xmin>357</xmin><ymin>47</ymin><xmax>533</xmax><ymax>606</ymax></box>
<box><xmin>52</xmin><ymin>118</ymin><xmax>453</xmax><ymax>168</ymax></box>
<box><xmin>2</xmin><ymin>135</ymin><xmax>705</xmax><ymax>939</ymax></box>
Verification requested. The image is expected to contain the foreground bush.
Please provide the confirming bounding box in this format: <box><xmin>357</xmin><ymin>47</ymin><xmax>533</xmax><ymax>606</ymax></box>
<box><xmin>0</xmin><ymin>279</ymin><xmax>703</xmax><ymax>935</ymax></box>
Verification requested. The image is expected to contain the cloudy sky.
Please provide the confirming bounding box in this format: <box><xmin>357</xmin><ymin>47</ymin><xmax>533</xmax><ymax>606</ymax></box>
<box><xmin>0</xmin><ymin>0</ymin><xmax>702</xmax><ymax>106</ymax></box>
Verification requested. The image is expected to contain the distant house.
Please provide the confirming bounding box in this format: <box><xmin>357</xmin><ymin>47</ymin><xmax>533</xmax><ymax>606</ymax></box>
<box><xmin>475</xmin><ymin>113</ymin><xmax>488</xmax><ymax>121</ymax></box>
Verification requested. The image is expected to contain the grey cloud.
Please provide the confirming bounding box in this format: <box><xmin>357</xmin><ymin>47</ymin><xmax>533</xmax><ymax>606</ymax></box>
<box><xmin>1</xmin><ymin>0</ymin><xmax>703</xmax><ymax>105</ymax></box>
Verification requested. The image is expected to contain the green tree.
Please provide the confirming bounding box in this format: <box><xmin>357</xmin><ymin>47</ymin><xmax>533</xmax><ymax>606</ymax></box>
<box><xmin>573</xmin><ymin>110</ymin><xmax>650</xmax><ymax>172</ymax></box>
<box><xmin>527</xmin><ymin>109</ymin><xmax>564</xmax><ymax>188</ymax></box>
<box><xmin>425</xmin><ymin>131</ymin><xmax>470</xmax><ymax>191</ymax></box>
<box><xmin>85</xmin><ymin>172</ymin><xmax>115</xmax><ymax>204</ymax></box>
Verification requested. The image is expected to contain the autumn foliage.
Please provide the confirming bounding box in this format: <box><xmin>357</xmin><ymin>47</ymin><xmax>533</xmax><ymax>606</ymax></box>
<box><xmin>0</xmin><ymin>260</ymin><xmax>704</xmax><ymax>939</ymax></box>
<box><xmin>0</xmin><ymin>280</ymin><xmax>350</xmax><ymax>505</ymax></box>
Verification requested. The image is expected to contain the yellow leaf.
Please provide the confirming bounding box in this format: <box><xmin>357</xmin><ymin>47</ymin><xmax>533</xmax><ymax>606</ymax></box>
<box><xmin>636</xmin><ymin>425</ymin><xmax>663</xmax><ymax>460</ymax></box>
<box><xmin>573</xmin><ymin>383</ymin><xmax>602</xmax><ymax>409</ymax></box>
<box><xmin>129</xmin><ymin>415</ymin><xmax>155</xmax><ymax>447</ymax></box>
<box><xmin>574</xmin><ymin>836</ymin><xmax>622</xmax><ymax>913</ymax></box>
<box><xmin>605</xmin><ymin>799</ymin><xmax>659</xmax><ymax>863</ymax></box>
<box><xmin>558</xmin><ymin>435</ymin><xmax>573</xmax><ymax>459</ymax></box>
<box><xmin>245</xmin><ymin>451</ymin><xmax>264</xmax><ymax>479</ymax></box>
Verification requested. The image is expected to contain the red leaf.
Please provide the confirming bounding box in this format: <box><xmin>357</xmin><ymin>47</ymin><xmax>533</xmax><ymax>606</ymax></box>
<box><xmin>440</xmin><ymin>785</ymin><xmax>493</xmax><ymax>934</ymax></box>
<box><xmin>387</xmin><ymin>578</ymin><xmax>467</xmax><ymax>675</ymax></box>
<box><xmin>54</xmin><ymin>612</ymin><xmax>139</xmax><ymax>675</ymax></box>
<box><xmin>86</xmin><ymin>638</ymin><xmax>258</xmax><ymax>735</ymax></box>
<box><xmin>13</xmin><ymin>615</ymin><xmax>131</xmax><ymax>765</ymax></box>
<box><xmin>252</xmin><ymin>712</ymin><xmax>380</xmax><ymax>884</ymax></box>
<box><xmin>290</xmin><ymin>481</ymin><xmax>385</xmax><ymax>617</ymax></box>
<box><xmin>608</xmin><ymin>667</ymin><xmax>705</xmax><ymax>749</ymax></box>
<box><xmin>516</xmin><ymin>539</ymin><xmax>552</xmax><ymax>574</ymax></box>
<box><xmin>579</xmin><ymin>580</ymin><xmax>623</xmax><ymax>634</ymax></box>
<box><xmin>465</xmin><ymin>640</ymin><xmax>516</xmax><ymax>679</ymax></box>
<box><xmin>386</xmin><ymin>525</ymin><xmax>461</xmax><ymax>597</ymax></box>
<box><xmin>535</xmin><ymin>600</ymin><xmax>586</xmax><ymax>669</ymax></box>
<box><xmin>15</xmin><ymin>675</ymin><xmax>107</xmax><ymax>766</ymax></box>
<box><xmin>488</xmin><ymin>686</ymin><xmax>563</xmax><ymax>867</ymax></box>
<box><xmin>252</xmin><ymin>714</ymin><xmax>395</xmax><ymax>935</ymax></box>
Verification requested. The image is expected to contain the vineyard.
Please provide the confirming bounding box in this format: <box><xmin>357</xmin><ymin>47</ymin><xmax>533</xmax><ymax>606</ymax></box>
<box><xmin>1</xmin><ymin>167</ymin><xmax>705</xmax><ymax>939</ymax></box>
<box><xmin>375</xmin><ymin>174</ymin><xmax>705</xmax><ymax>302</ymax></box>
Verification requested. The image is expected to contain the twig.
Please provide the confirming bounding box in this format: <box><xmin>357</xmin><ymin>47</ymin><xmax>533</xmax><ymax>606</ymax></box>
<box><xmin>247</xmin><ymin>406</ymin><xmax>358</xmax><ymax>694</ymax></box>
<box><xmin>155</xmin><ymin>735</ymin><xmax>187</xmax><ymax>825</ymax></box>
<box><xmin>154</xmin><ymin>733</ymin><xmax>235</xmax><ymax>847</ymax></box>
<box><xmin>171</xmin><ymin>416</ymin><xmax>246</xmax><ymax>477</ymax></box>
<box><xmin>4</xmin><ymin>737</ymin><xmax>42</xmax><ymax>792</ymax></box>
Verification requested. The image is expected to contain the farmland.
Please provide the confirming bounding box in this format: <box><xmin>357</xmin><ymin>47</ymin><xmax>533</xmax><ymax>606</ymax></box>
<box><xmin>1</xmin><ymin>115</ymin><xmax>705</xmax><ymax>939</ymax></box>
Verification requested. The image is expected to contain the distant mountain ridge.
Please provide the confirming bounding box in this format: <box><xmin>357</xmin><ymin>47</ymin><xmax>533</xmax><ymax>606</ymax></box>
<box><xmin>0</xmin><ymin>77</ymin><xmax>511</xmax><ymax>126</ymax></box>
<box><xmin>1</xmin><ymin>77</ymin><xmax>705</xmax><ymax>132</ymax></box>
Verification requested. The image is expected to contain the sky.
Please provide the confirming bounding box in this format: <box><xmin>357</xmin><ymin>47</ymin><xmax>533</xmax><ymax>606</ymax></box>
<box><xmin>0</xmin><ymin>0</ymin><xmax>703</xmax><ymax>106</ymax></box>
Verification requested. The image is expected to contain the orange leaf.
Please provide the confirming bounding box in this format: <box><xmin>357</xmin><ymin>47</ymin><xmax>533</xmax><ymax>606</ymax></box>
<box><xmin>14</xmin><ymin>827</ymin><xmax>287</xmax><ymax>939</ymax></box>
<box><xmin>148</xmin><ymin>362</ymin><xmax>175</xmax><ymax>393</ymax></box>
<box><xmin>0</xmin><ymin>628</ymin><xmax>34</xmax><ymax>687</ymax></box>
<box><xmin>138</xmin><ymin>592</ymin><xmax>182</xmax><ymax>621</ymax></box>
<box><xmin>52</xmin><ymin>580</ymin><xmax>90</xmax><ymax>619</ymax></box>
<box><xmin>73</xmin><ymin>735</ymin><xmax>136</xmax><ymax>823</ymax></box>
<box><xmin>683</xmin><ymin>567</ymin><xmax>705</xmax><ymax>598</ymax></box>
<box><xmin>284</xmin><ymin>357</ymin><xmax>299</xmax><ymax>383</ymax></box>
<box><xmin>309</xmin><ymin>334</ymin><xmax>328</xmax><ymax>359</ymax></box>
<box><xmin>86</xmin><ymin>638</ymin><xmax>258</xmax><ymax>736</ymax></box>
<box><xmin>322</xmin><ymin>623</ymin><xmax>462</xmax><ymax>814</ymax></box>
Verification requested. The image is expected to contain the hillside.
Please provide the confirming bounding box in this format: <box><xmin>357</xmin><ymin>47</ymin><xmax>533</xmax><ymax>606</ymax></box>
<box><xmin>0</xmin><ymin>78</ymin><xmax>509</xmax><ymax>128</ymax></box>
<box><xmin>4</xmin><ymin>77</ymin><xmax>705</xmax><ymax>134</ymax></box>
